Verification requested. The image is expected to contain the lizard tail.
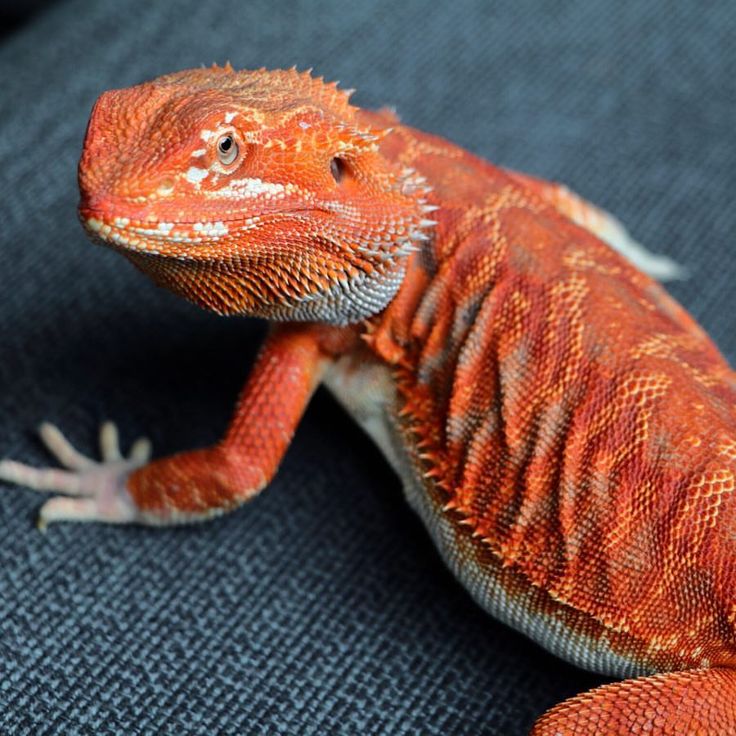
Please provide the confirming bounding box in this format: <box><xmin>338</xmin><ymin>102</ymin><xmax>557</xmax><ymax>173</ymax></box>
<box><xmin>530</xmin><ymin>667</ymin><xmax>736</xmax><ymax>735</ymax></box>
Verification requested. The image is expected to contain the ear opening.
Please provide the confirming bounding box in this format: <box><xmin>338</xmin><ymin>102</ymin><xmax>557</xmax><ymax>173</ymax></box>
<box><xmin>330</xmin><ymin>156</ymin><xmax>348</xmax><ymax>184</ymax></box>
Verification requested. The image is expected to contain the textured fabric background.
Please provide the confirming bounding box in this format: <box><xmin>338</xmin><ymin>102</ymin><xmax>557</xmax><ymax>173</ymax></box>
<box><xmin>0</xmin><ymin>1</ymin><xmax>733</xmax><ymax>734</ymax></box>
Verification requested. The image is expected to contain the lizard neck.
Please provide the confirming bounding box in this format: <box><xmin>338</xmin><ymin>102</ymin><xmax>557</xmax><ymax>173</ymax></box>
<box><xmin>360</xmin><ymin>114</ymin><xmax>508</xmax><ymax>364</ymax></box>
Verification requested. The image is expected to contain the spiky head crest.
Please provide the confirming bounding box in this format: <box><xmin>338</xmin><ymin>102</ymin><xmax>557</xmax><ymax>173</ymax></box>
<box><xmin>78</xmin><ymin>65</ymin><xmax>430</xmax><ymax>323</ymax></box>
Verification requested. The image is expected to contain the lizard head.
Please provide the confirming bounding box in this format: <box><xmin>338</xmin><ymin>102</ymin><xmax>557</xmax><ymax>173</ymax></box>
<box><xmin>78</xmin><ymin>65</ymin><xmax>432</xmax><ymax>323</ymax></box>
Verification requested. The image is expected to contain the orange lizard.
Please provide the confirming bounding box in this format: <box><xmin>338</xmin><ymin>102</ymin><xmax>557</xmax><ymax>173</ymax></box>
<box><xmin>1</xmin><ymin>66</ymin><xmax>734</xmax><ymax>734</ymax></box>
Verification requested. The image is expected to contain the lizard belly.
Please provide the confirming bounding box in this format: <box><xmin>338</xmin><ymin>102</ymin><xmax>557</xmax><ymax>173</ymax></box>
<box><xmin>323</xmin><ymin>357</ymin><xmax>650</xmax><ymax>678</ymax></box>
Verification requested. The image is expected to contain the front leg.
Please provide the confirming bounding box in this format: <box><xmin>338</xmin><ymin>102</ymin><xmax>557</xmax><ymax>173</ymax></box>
<box><xmin>0</xmin><ymin>324</ymin><xmax>330</xmax><ymax>528</ymax></box>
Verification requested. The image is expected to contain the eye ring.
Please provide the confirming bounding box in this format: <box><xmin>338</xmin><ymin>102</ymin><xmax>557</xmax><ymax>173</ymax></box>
<box><xmin>217</xmin><ymin>134</ymin><xmax>239</xmax><ymax>166</ymax></box>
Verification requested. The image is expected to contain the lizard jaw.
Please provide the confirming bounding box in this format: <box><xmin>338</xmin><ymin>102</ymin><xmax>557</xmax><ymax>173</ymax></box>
<box><xmin>81</xmin><ymin>211</ymin><xmax>249</xmax><ymax>255</ymax></box>
<box><xmin>78</xmin><ymin>207</ymin><xmax>318</xmax><ymax>258</ymax></box>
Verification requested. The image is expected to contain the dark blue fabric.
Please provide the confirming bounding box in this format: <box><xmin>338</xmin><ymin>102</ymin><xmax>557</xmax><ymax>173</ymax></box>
<box><xmin>0</xmin><ymin>1</ymin><xmax>734</xmax><ymax>733</ymax></box>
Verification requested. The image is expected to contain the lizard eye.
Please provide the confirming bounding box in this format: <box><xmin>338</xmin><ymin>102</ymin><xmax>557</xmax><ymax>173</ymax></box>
<box><xmin>217</xmin><ymin>134</ymin><xmax>239</xmax><ymax>165</ymax></box>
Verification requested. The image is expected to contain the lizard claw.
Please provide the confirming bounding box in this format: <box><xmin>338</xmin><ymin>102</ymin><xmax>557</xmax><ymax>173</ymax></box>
<box><xmin>0</xmin><ymin>421</ymin><xmax>151</xmax><ymax>529</ymax></box>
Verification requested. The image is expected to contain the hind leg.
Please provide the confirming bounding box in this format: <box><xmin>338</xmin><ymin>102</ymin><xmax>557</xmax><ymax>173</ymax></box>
<box><xmin>531</xmin><ymin>667</ymin><xmax>736</xmax><ymax>735</ymax></box>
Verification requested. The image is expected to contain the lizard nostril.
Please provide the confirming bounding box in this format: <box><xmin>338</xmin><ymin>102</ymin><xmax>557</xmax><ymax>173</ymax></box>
<box><xmin>157</xmin><ymin>178</ymin><xmax>175</xmax><ymax>196</ymax></box>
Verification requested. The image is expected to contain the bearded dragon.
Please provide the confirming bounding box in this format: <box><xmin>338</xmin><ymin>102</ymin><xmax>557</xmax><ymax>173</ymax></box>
<box><xmin>1</xmin><ymin>66</ymin><xmax>734</xmax><ymax>734</ymax></box>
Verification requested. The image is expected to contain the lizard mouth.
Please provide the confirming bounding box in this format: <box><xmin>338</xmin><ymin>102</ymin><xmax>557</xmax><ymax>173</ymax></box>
<box><xmin>78</xmin><ymin>207</ymin><xmax>322</xmax><ymax>255</ymax></box>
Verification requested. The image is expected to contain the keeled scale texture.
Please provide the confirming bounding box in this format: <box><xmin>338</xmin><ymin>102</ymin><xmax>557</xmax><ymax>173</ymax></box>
<box><xmin>358</xmin><ymin>121</ymin><xmax>736</xmax><ymax>730</ymax></box>
<box><xmin>533</xmin><ymin>668</ymin><xmax>736</xmax><ymax>734</ymax></box>
<box><xmin>374</xmin><ymin>120</ymin><xmax>736</xmax><ymax>672</ymax></box>
<box><xmin>1</xmin><ymin>1</ymin><xmax>735</xmax><ymax>734</ymax></box>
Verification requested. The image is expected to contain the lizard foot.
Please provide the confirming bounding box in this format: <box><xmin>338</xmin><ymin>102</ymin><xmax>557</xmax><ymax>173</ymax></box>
<box><xmin>0</xmin><ymin>421</ymin><xmax>151</xmax><ymax>529</ymax></box>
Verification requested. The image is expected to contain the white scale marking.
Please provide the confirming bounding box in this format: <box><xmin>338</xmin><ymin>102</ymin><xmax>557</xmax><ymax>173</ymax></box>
<box><xmin>192</xmin><ymin>221</ymin><xmax>229</xmax><ymax>237</ymax></box>
<box><xmin>208</xmin><ymin>177</ymin><xmax>287</xmax><ymax>199</ymax></box>
<box><xmin>186</xmin><ymin>166</ymin><xmax>209</xmax><ymax>184</ymax></box>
